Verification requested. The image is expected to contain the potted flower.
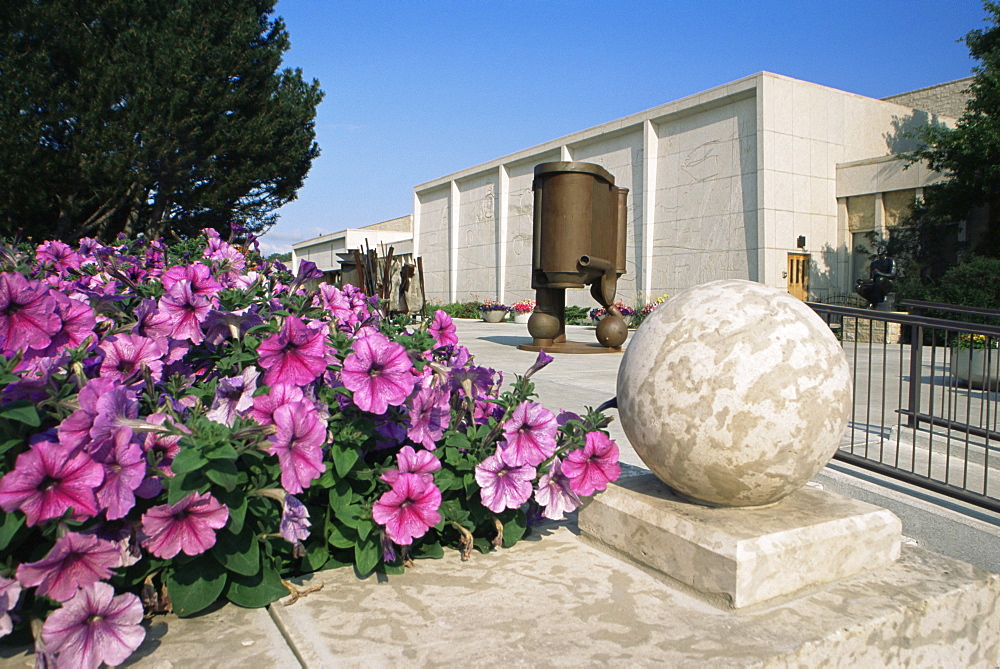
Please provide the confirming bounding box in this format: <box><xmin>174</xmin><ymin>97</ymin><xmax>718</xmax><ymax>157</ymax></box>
<box><xmin>511</xmin><ymin>299</ymin><xmax>535</xmax><ymax>324</ymax></box>
<box><xmin>477</xmin><ymin>299</ymin><xmax>510</xmax><ymax>323</ymax></box>
<box><xmin>950</xmin><ymin>332</ymin><xmax>1000</xmax><ymax>389</ymax></box>
<box><xmin>631</xmin><ymin>294</ymin><xmax>670</xmax><ymax>329</ymax></box>
<box><xmin>0</xmin><ymin>232</ymin><xmax>621</xmax><ymax>664</ymax></box>
<box><xmin>589</xmin><ymin>302</ymin><xmax>637</xmax><ymax>327</ymax></box>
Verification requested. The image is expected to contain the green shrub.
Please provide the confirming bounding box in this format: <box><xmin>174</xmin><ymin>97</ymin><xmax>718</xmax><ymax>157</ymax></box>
<box><xmin>925</xmin><ymin>255</ymin><xmax>1000</xmax><ymax>325</ymax></box>
<box><xmin>433</xmin><ymin>301</ymin><xmax>481</xmax><ymax>319</ymax></box>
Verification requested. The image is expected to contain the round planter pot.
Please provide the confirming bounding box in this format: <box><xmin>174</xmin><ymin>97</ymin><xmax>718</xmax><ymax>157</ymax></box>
<box><xmin>513</xmin><ymin>311</ymin><xmax>531</xmax><ymax>324</ymax></box>
<box><xmin>481</xmin><ymin>310</ymin><xmax>506</xmax><ymax>323</ymax></box>
<box><xmin>950</xmin><ymin>347</ymin><xmax>1000</xmax><ymax>390</ymax></box>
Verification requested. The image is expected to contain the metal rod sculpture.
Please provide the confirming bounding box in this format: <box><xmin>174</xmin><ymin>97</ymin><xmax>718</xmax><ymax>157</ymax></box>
<box><xmin>521</xmin><ymin>162</ymin><xmax>629</xmax><ymax>352</ymax></box>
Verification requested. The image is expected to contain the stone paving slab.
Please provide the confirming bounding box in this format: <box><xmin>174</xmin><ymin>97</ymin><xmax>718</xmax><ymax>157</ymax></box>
<box><xmin>0</xmin><ymin>602</ymin><xmax>300</xmax><ymax>668</ymax></box>
<box><xmin>271</xmin><ymin>519</ymin><xmax>1000</xmax><ymax>668</ymax></box>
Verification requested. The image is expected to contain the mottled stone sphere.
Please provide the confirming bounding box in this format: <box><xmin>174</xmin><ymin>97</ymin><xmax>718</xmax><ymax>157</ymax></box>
<box><xmin>617</xmin><ymin>280</ymin><xmax>852</xmax><ymax>507</ymax></box>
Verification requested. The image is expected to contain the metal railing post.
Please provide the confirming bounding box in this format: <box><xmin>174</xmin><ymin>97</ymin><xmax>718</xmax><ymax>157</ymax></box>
<box><xmin>907</xmin><ymin>305</ymin><xmax>924</xmax><ymax>429</ymax></box>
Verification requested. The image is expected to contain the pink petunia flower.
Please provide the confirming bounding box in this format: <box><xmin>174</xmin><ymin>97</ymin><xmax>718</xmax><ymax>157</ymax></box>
<box><xmin>140</xmin><ymin>492</ymin><xmax>229</xmax><ymax>559</ymax></box>
<box><xmin>35</xmin><ymin>240</ymin><xmax>82</xmax><ymax>273</ymax></box>
<box><xmin>96</xmin><ymin>434</ymin><xmax>146</xmax><ymax>520</ymax></box>
<box><xmin>42</xmin><ymin>582</ymin><xmax>145</xmax><ymax>669</ymax></box>
<box><xmin>98</xmin><ymin>333</ymin><xmax>166</xmax><ymax>384</ymax></box>
<box><xmin>381</xmin><ymin>445</ymin><xmax>441</xmax><ymax>486</ymax></box>
<box><xmin>341</xmin><ymin>332</ymin><xmax>416</xmax><ymax>414</ymax></box>
<box><xmin>257</xmin><ymin>315</ymin><xmax>328</xmax><ymax>387</ymax></box>
<box><xmin>157</xmin><ymin>281</ymin><xmax>211</xmax><ymax>344</ymax></box>
<box><xmin>0</xmin><ymin>576</ymin><xmax>22</xmax><ymax>639</ymax></box>
<box><xmin>428</xmin><ymin>310</ymin><xmax>459</xmax><ymax>347</ymax></box>
<box><xmin>16</xmin><ymin>532</ymin><xmax>120</xmax><ymax>602</ymax></box>
<box><xmin>474</xmin><ymin>448</ymin><xmax>536</xmax><ymax>513</ymax></box>
<box><xmin>267</xmin><ymin>402</ymin><xmax>327</xmax><ymax>494</ymax></box>
<box><xmin>28</xmin><ymin>291</ymin><xmax>96</xmax><ymax>359</ymax></box>
<box><xmin>405</xmin><ymin>385</ymin><xmax>449</xmax><ymax>450</ymax></box>
<box><xmin>533</xmin><ymin>458</ymin><xmax>581</xmax><ymax>520</ymax></box>
<box><xmin>161</xmin><ymin>263</ymin><xmax>222</xmax><ymax>298</ymax></box>
<box><xmin>249</xmin><ymin>383</ymin><xmax>305</xmax><ymax>425</ymax></box>
<box><xmin>0</xmin><ymin>441</ymin><xmax>103</xmax><ymax>526</ymax></box>
<box><xmin>372</xmin><ymin>473</ymin><xmax>442</xmax><ymax>545</ymax></box>
<box><xmin>0</xmin><ymin>272</ymin><xmax>61</xmax><ymax>352</ymax></box>
<box><xmin>562</xmin><ymin>431</ymin><xmax>621</xmax><ymax>496</ymax></box>
<box><xmin>500</xmin><ymin>401</ymin><xmax>557</xmax><ymax>467</ymax></box>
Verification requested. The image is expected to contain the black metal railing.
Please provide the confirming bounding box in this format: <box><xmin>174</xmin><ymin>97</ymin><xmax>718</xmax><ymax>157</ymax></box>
<box><xmin>808</xmin><ymin>301</ymin><xmax>1000</xmax><ymax>513</ymax></box>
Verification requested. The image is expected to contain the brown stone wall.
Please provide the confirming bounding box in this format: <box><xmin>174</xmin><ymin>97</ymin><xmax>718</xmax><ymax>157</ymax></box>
<box><xmin>881</xmin><ymin>77</ymin><xmax>973</xmax><ymax>120</ymax></box>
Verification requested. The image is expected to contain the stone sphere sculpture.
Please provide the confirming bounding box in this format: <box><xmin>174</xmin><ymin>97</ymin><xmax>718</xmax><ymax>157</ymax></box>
<box><xmin>617</xmin><ymin>280</ymin><xmax>852</xmax><ymax>507</ymax></box>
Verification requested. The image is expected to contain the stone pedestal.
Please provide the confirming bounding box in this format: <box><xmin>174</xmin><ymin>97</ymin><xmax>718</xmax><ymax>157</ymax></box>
<box><xmin>842</xmin><ymin>315</ymin><xmax>903</xmax><ymax>344</ymax></box>
<box><xmin>579</xmin><ymin>474</ymin><xmax>902</xmax><ymax>609</ymax></box>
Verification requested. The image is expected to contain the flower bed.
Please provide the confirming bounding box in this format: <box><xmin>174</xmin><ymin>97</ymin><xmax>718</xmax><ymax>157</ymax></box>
<box><xmin>0</xmin><ymin>231</ymin><xmax>620</xmax><ymax>666</ymax></box>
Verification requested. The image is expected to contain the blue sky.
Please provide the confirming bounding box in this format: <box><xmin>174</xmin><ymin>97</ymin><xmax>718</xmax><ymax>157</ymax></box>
<box><xmin>260</xmin><ymin>0</ymin><xmax>988</xmax><ymax>255</ymax></box>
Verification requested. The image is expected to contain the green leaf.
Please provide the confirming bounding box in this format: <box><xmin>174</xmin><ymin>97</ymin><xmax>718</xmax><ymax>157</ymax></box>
<box><xmin>354</xmin><ymin>538</ymin><xmax>379</xmax><ymax>575</ymax></box>
<box><xmin>327</xmin><ymin>522</ymin><xmax>356</xmax><ymax>549</ymax></box>
<box><xmin>0</xmin><ymin>438</ymin><xmax>23</xmax><ymax>458</ymax></box>
<box><xmin>330</xmin><ymin>442</ymin><xmax>359</xmax><ymax>478</ymax></box>
<box><xmin>165</xmin><ymin>558</ymin><xmax>227</xmax><ymax>618</ymax></box>
<box><xmin>205</xmin><ymin>459</ymin><xmax>240</xmax><ymax>491</ymax></box>
<box><xmin>219</xmin><ymin>491</ymin><xmax>248</xmax><ymax>534</ymax></box>
<box><xmin>204</xmin><ymin>442</ymin><xmax>239</xmax><ymax>461</ymax></box>
<box><xmin>167</xmin><ymin>471</ymin><xmax>210</xmax><ymax>505</ymax></box>
<box><xmin>304</xmin><ymin>542</ymin><xmax>330</xmax><ymax>572</ymax></box>
<box><xmin>170</xmin><ymin>447</ymin><xmax>208</xmax><ymax>475</ymax></box>
<box><xmin>356</xmin><ymin>519</ymin><xmax>373</xmax><ymax>542</ymax></box>
<box><xmin>413</xmin><ymin>541</ymin><xmax>444</xmax><ymax>560</ymax></box>
<box><xmin>501</xmin><ymin>509</ymin><xmax>528</xmax><ymax>547</ymax></box>
<box><xmin>225</xmin><ymin>562</ymin><xmax>288</xmax><ymax>608</ymax></box>
<box><xmin>0</xmin><ymin>512</ymin><xmax>24</xmax><ymax>552</ymax></box>
<box><xmin>328</xmin><ymin>480</ymin><xmax>353</xmax><ymax>514</ymax></box>
<box><xmin>434</xmin><ymin>469</ymin><xmax>461</xmax><ymax>492</ymax></box>
<box><xmin>0</xmin><ymin>401</ymin><xmax>40</xmax><ymax>427</ymax></box>
<box><xmin>445</xmin><ymin>432</ymin><xmax>471</xmax><ymax>450</ymax></box>
<box><xmin>211</xmin><ymin>526</ymin><xmax>260</xmax><ymax>576</ymax></box>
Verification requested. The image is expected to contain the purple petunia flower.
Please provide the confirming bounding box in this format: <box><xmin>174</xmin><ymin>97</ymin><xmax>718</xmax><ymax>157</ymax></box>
<box><xmin>474</xmin><ymin>448</ymin><xmax>536</xmax><ymax>513</ymax></box>
<box><xmin>140</xmin><ymin>492</ymin><xmax>229</xmax><ymax>559</ymax></box>
<box><xmin>0</xmin><ymin>272</ymin><xmax>61</xmax><ymax>352</ymax></box>
<box><xmin>0</xmin><ymin>576</ymin><xmax>22</xmax><ymax>639</ymax></box>
<box><xmin>42</xmin><ymin>582</ymin><xmax>145</xmax><ymax>669</ymax></box>
<box><xmin>533</xmin><ymin>458</ymin><xmax>581</xmax><ymax>520</ymax></box>
<box><xmin>205</xmin><ymin>366</ymin><xmax>259</xmax><ymax>426</ymax></box>
<box><xmin>524</xmin><ymin>349</ymin><xmax>554</xmax><ymax>379</ymax></box>
<box><xmin>406</xmin><ymin>385</ymin><xmax>449</xmax><ymax>450</ymax></box>
<box><xmin>257</xmin><ymin>315</ymin><xmax>328</xmax><ymax>387</ymax></box>
<box><xmin>16</xmin><ymin>532</ymin><xmax>120</xmax><ymax>602</ymax></box>
<box><xmin>280</xmin><ymin>495</ymin><xmax>312</xmax><ymax>545</ymax></box>
<box><xmin>0</xmin><ymin>440</ymin><xmax>103</xmax><ymax>526</ymax></box>
<box><xmin>428</xmin><ymin>310</ymin><xmax>459</xmax><ymax>348</ymax></box>
<box><xmin>500</xmin><ymin>401</ymin><xmax>557</xmax><ymax>468</ymax></box>
<box><xmin>341</xmin><ymin>332</ymin><xmax>416</xmax><ymax>414</ymax></box>
<box><xmin>267</xmin><ymin>402</ymin><xmax>327</xmax><ymax>494</ymax></box>
<box><xmin>372</xmin><ymin>473</ymin><xmax>442</xmax><ymax>546</ymax></box>
<box><xmin>562</xmin><ymin>431</ymin><xmax>621</xmax><ymax>496</ymax></box>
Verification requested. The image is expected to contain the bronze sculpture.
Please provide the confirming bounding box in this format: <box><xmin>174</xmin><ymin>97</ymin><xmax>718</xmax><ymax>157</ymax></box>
<box><xmin>518</xmin><ymin>162</ymin><xmax>629</xmax><ymax>353</ymax></box>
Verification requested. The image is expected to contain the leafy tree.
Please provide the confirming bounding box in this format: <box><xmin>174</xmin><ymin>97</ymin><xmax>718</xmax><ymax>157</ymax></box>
<box><xmin>0</xmin><ymin>0</ymin><xmax>322</xmax><ymax>242</ymax></box>
<box><xmin>907</xmin><ymin>1</ymin><xmax>1000</xmax><ymax>258</ymax></box>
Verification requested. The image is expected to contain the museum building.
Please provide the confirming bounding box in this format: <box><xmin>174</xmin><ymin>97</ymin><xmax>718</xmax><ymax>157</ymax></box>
<box><xmin>295</xmin><ymin>71</ymin><xmax>972</xmax><ymax>307</ymax></box>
